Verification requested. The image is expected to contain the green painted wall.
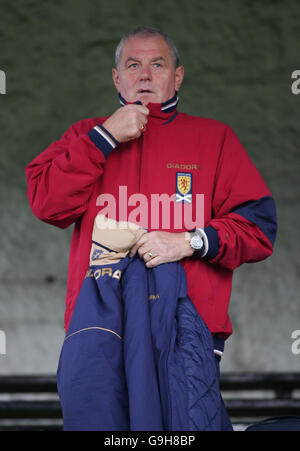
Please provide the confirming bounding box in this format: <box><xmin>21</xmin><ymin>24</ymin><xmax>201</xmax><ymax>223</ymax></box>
<box><xmin>0</xmin><ymin>0</ymin><xmax>299</xmax><ymax>373</ymax></box>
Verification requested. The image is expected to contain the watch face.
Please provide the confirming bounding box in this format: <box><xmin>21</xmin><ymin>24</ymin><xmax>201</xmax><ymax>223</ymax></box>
<box><xmin>191</xmin><ymin>235</ymin><xmax>203</xmax><ymax>250</ymax></box>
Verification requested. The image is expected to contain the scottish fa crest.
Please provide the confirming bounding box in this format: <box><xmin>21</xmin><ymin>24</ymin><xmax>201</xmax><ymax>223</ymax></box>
<box><xmin>176</xmin><ymin>172</ymin><xmax>192</xmax><ymax>203</ymax></box>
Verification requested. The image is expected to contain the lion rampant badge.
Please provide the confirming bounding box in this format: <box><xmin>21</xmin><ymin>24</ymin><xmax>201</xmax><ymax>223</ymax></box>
<box><xmin>176</xmin><ymin>172</ymin><xmax>192</xmax><ymax>203</ymax></box>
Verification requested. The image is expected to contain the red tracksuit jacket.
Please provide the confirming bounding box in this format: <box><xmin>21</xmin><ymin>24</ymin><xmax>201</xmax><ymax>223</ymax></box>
<box><xmin>25</xmin><ymin>94</ymin><xmax>277</xmax><ymax>339</ymax></box>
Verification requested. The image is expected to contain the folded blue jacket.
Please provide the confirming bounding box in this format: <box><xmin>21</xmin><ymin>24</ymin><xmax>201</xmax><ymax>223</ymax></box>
<box><xmin>57</xmin><ymin>217</ymin><xmax>232</xmax><ymax>431</ymax></box>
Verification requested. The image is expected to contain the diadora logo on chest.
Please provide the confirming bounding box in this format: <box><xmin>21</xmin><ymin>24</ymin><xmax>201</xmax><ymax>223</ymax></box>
<box><xmin>166</xmin><ymin>162</ymin><xmax>200</xmax><ymax>171</ymax></box>
<box><xmin>176</xmin><ymin>172</ymin><xmax>192</xmax><ymax>203</ymax></box>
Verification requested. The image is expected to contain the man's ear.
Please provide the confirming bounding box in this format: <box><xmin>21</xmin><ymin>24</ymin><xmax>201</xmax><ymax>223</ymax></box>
<box><xmin>112</xmin><ymin>68</ymin><xmax>120</xmax><ymax>91</ymax></box>
<box><xmin>175</xmin><ymin>65</ymin><xmax>184</xmax><ymax>92</ymax></box>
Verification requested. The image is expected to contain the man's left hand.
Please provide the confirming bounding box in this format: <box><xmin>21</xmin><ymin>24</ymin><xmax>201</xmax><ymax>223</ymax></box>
<box><xmin>129</xmin><ymin>231</ymin><xmax>194</xmax><ymax>268</ymax></box>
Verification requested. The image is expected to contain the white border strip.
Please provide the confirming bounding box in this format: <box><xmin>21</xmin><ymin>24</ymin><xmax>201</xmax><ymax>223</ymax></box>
<box><xmin>94</xmin><ymin>126</ymin><xmax>117</xmax><ymax>148</ymax></box>
<box><xmin>65</xmin><ymin>326</ymin><xmax>122</xmax><ymax>341</ymax></box>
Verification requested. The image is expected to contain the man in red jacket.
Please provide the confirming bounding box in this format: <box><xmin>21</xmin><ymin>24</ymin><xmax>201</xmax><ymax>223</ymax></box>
<box><xmin>26</xmin><ymin>26</ymin><xmax>277</xmax><ymax>350</ymax></box>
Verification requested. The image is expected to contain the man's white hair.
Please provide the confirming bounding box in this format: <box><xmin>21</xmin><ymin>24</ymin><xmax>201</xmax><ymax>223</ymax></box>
<box><xmin>114</xmin><ymin>26</ymin><xmax>180</xmax><ymax>69</ymax></box>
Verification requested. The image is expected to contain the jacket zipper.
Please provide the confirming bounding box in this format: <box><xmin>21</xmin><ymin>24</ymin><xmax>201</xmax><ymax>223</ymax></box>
<box><xmin>138</xmin><ymin>133</ymin><xmax>143</xmax><ymax>192</ymax></box>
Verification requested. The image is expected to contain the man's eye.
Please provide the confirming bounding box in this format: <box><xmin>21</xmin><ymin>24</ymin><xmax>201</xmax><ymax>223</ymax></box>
<box><xmin>153</xmin><ymin>63</ymin><xmax>162</xmax><ymax>68</ymax></box>
<box><xmin>128</xmin><ymin>63</ymin><xmax>138</xmax><ymax>69</ymax></box>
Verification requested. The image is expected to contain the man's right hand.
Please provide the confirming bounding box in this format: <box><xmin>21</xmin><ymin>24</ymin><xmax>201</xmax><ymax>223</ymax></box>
<box><xmin>102</xmin><ymin>104</ymin><xmax>149</xmax><ymax>144</ymax></box>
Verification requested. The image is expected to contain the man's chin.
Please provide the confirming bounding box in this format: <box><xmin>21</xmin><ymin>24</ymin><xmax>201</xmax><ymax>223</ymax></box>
<box><xmin>136</xmin><ymin>93</ymin><xmax>158</xmax><ymax>105</ymax></box>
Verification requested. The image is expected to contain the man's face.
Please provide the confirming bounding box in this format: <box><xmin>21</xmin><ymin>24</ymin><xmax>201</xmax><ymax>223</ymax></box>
<box><xmin>112</xmin><ymin>35</ymin><xmax>184</xmax><ymax>105</ymax></box>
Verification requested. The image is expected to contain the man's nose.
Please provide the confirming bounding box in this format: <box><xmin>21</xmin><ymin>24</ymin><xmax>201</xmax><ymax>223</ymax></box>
<box><xmin>139</xmin><ymin>64</ymin><xmax>152</xmax><ymax>80</ymax></box>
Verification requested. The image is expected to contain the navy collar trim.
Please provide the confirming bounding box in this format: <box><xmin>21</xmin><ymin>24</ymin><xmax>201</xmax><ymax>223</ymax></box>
<box><xmin>118</xmin><ymin>91</ymin><xmax>179</xmax><ymax>113</ymax></box>
<box><xmin>161</xmin><ymin>92</ymin><xmax>179</xmax><ymax>112</ymax></box>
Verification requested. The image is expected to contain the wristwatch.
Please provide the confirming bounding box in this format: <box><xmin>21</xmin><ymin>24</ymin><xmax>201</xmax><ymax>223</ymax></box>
<box><xmin>189</xmin><ymin>230</ymin><xmax>203</xmax><ymax>251</ymax></box>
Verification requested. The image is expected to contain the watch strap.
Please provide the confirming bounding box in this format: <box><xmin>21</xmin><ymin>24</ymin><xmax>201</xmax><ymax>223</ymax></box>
<box><xmin>196</xmin><ymin>228</ymin><xmax>209</xmax><ymax>257</ymax></box>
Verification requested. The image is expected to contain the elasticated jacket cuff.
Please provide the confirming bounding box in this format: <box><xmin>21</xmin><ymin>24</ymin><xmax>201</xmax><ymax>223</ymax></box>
<box><xmin>88</xmin><ymin>124</ymin><xmax>119</xmax><ymax>158</ymax></box>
